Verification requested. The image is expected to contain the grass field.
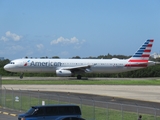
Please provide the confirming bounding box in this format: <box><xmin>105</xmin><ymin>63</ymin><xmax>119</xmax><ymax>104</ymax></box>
<box><xmin>2</xmin><ymin>79</ymin><xmax>160</xmax><ymax>85</ymax></box>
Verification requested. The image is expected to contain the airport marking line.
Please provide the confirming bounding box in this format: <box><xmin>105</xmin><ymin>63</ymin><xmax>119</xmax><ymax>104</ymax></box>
<box><xmin>10</xmin><ymin>113</ymin><xmax>17</xmax><ymax>116</ymax></box>
<box><xmin>0</xmin><ymin>111</ymin><xmax>17</xmax><ymax>117</ymax></box>
<box><xmin>3</xmin><ymin>112</ymin><xmax>9</xmax><ymax>115</ymax></box>
<box><xmin>0</xmin><ymin>107</ymin><xmax>18</xmax><ymax>117</ymax></box>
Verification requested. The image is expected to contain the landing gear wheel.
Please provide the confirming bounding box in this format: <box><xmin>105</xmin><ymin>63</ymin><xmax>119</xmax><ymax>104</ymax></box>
<box><xmin>20</xmin><ymin>76</ymin><xmax>23</xmax><ymax>79</ymax></box>
<box><xmin>77</xmin><ymin>75</ymin><xmax>82</xmax><ymax>79</ymax></box>
<box><xmin>20</xmin><ymin>73</ymin><xmax>24</xmax><ymax>79</ymax></box>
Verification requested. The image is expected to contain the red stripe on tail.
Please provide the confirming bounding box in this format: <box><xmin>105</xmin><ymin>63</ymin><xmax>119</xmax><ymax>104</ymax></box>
<box><xmin>149</xmin><ymin>39</ymin><xmax>154</xmax><ymax>42</ymax></box>
<box><xmin>141</xmin><ymin>54</ymin><xmax>150</xmax><ymax>57</ymax></box>
<box><xmin>144</xmin><ymin>50</ymin><xmax>151</xmax><ymax>52</ymax></box>
<box><xmin>147</xmin><ymin>44</ymin><xmax>152</xmax><ymax>47</ymax></box>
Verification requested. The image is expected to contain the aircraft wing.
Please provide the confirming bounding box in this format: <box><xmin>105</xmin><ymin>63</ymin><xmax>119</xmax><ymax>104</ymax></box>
<box><xmin>60</xmin><ymin>65</ymin><xmax>92</xmax><ymax>73</ymax></box>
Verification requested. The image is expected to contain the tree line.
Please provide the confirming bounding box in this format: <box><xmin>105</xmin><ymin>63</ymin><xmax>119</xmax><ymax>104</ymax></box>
<box><xmin>0</xmin><ymin>54</ymin><xmax>160</xmax><ymax>78</ymax></box>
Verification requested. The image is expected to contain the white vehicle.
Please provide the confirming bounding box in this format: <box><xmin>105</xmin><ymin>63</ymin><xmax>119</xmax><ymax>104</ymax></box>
<box><xmin>4</xmin><ymin>39</ymin><xmax>155</xmax><ymax>79</ymax></box>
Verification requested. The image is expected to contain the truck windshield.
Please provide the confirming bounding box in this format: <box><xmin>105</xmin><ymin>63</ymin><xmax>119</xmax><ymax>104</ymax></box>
<box><xmin>25</xmin><ymin>107</ymin><xmax>38</xmax><ymax>115</ymax></box>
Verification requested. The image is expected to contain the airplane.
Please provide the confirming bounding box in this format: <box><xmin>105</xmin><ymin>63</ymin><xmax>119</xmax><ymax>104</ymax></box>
<box><xmin>4</xmin><ymin>39</ymin><xmax>157</xmax><ymax>79</ymax></box>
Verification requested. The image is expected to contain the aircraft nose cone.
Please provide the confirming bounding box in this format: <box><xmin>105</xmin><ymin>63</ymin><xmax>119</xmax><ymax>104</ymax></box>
<box><xmin>4</xmin><ymin>65</ymin><xmax>8</xmax><ymax>70</ymax></box>
<box><xmin>4</xmin><ymin>64</ymin><xmax>19</xmax><ymax>72</ymax></box>
<box><xmin>4</xmin><ymin>65</ymin><xmax>11</xmax><ymax>71</ymax></box>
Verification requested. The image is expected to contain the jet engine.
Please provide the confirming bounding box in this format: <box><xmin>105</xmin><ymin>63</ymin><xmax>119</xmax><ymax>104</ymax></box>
<box><xmin>56</xmin><ymin>70</ymin><xmax>72</xmax><ymax>77</ymax></box>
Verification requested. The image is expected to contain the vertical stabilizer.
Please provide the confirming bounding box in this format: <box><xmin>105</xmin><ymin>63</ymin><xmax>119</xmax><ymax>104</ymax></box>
<box><xmin>129</xmin><ymin>39</ymin><xmax>154</xmax><ymax>62</ymax></box>
<box><xmin>126</xmin><ymin>39</ymin><xmax>154</xmax><ymax>67</ymax></box>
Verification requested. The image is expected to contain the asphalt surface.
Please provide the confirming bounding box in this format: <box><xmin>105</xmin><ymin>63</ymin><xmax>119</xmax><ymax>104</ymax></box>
<box><xmin>0</xmin><ymin>106</ymin><xmax>22</xmax><ymax>120</ymax></box>
<box><xmin>0</xmin><ymin>113</ymin><xmax>17</xmax><ymax>120</ymax></box>
<box><xmin>3</xmin><ymin>84</ymin><xmax>160</xmax><ymax>103</ymax></box>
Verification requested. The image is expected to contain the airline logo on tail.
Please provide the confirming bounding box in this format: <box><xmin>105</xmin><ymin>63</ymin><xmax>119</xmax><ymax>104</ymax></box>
<box><xmin>125</xmin><ymin>39</ymin><xmax>154</xmax><ymax>67</ymax></box>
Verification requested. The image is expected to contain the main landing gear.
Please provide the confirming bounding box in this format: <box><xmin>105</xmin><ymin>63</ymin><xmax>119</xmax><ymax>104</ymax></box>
<box><xmin>77</xmin><ymin>75</ymin><xmax>82</xmax><ymax>79</ymax></box>
<box><xmin>20</xmin><ymin>73</ymin><xmax>24</xmax><ymax>79</ymax></box>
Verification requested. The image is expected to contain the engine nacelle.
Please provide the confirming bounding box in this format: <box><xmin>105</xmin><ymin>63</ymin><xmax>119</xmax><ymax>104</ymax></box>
<box><xmin>85</xmin><ymin>68</ymin><xmax>92</xmax><ymax>73</ymax></box>
<box><xmin>56</xmin><ymin>70</ymin><xmax>72</xmax><ymax>77</ymax></box>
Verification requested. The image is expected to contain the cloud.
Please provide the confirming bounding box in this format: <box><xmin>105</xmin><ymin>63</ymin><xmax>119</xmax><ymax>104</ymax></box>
<box><xmin>1</xmin><ymin>31</ymin><xmax>22</xmax><ymax>41</ymax></box>
<box><xmin>0</xmin><ymin>36</ymin><xmax>8</xmax><ymax>42</ymax></box>
<box><xmin>6</xmin><ymin>31</ymin><xmax>22</xmax><ymax>41</ymax></box>
<box><xmin>50</xmin><ymin>37</ymin><xmax>84</xmax><ymax>45</ymax></box>
<box><xmin>36</xmin><ymin>44</ymin><xmax>44</xmax><ymax>49</ymax></box>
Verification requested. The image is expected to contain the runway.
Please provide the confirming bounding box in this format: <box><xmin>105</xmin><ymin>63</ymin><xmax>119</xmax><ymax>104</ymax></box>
<box><xmin>2</xmin><ymin>84</ymin><xmax>160</xmax><ymax>103</ymax></box>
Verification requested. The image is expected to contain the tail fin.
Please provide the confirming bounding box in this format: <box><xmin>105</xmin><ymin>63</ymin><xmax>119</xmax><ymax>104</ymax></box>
<box><xmin>129</xmin><ymin>39</ymin><xmax>154</xmax><ymax>63</ymax></box>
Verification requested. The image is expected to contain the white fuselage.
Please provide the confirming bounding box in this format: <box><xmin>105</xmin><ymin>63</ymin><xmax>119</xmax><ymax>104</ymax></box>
<box><xmin>4</xmin><ymin>58</ymin><xmax>153</xmax><ymax>74</ymax></box>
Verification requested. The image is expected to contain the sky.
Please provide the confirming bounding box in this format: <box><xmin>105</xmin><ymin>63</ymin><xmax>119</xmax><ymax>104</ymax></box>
<box><xmin>0</xmin><ymin>0</ymin><xmax>160</xmax><ymax>60</ymax></box>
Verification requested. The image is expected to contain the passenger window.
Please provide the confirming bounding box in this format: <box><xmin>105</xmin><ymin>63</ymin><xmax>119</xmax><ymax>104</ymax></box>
<box><xmin>74</xmin><ymin>107</ymin><xmax>81</xmax><ymax>114</ymax></box>
<box><xmin>46</xmin><ymin>107</ymin><xmax>58</xmax><ymax>115</ymax></box>
<box><xmin>58</xmin><ymin>106</ymin><xmax>80</xmax><ymax>115</ymax></box>
<box><xmin>65</xmin><ymin>106</ymin><xmax>74</xmax><ymax>114</ymax></box>
<box><xmin>58</xmin><ymin>106</ymin><xmax>67</xmax><ymax>115</ymax></box>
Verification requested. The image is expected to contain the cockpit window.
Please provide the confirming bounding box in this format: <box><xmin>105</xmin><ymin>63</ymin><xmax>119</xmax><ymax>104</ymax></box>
<box><xmin>10</xmin><ymin>62</ymin><xmax>15</xmax><ymax>64</ymax></box>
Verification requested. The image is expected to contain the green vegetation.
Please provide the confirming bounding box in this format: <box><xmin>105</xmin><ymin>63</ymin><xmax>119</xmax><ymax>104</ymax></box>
<box><xmin>2</xmin><ymin>79</ymin><xmax>160</xmax><ymax>85</ymax></box>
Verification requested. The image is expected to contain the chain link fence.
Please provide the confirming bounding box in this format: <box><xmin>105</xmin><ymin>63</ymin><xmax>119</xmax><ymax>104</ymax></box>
<box><xmin>0</xmin><ymin>88</ymin><xmax>160</xmax><ymax>120</ymax></box>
